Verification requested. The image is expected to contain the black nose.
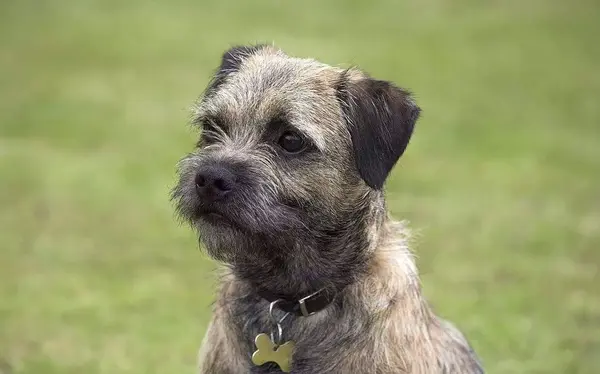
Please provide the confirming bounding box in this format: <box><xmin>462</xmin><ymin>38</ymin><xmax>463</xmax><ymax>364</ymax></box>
<box><xmin>195</xmin><ymin>165</ymin><xmax>236</xmax><ymax>202</ymax></box>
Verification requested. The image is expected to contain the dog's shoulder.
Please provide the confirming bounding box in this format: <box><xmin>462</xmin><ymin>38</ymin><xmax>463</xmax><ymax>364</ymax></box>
<box><xmin>431</xmin><ymin>318</ymin><xmax>485</xmax><ymax>373</ymax></box>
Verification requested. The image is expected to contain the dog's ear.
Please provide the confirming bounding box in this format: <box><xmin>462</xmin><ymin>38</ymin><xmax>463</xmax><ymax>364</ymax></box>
<box><xmin>218</xmin><ymin>45</ymin><xmax>267</xmax><ymax>74</ymax></box>
<box><xmin>205</xmin><ymin>44</ymin><xmax>268</xmax><ymax>95</ymax></box>
<box><xmin>337</xmin><ymin>74</ymin><xmax>420</xmax><ymax>189</ymax></box>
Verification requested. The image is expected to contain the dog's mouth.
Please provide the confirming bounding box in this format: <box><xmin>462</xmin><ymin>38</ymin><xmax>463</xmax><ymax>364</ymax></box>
<box><xmin>194</xmin><ymin>207</ymin><xmax>239</xmax><ymax>228</ymax></box>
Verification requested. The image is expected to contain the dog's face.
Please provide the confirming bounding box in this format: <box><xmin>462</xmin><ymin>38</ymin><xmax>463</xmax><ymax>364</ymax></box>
<box><xmin>173</xmin><ymin>45</ymin><xmax>419</xmax><ymax>289</ymax></box>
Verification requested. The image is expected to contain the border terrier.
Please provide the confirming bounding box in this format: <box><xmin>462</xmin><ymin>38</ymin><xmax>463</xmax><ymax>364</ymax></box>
<box><xmin>173</xmin><ymin>44</ymin><xmax>484</xmax><ymax>373</ymax></box>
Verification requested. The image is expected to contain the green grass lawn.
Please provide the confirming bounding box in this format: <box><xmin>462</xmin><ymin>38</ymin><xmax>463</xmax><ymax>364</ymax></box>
<box><xmin>1</xmin><ymin>0</ymin><xmax>599</xmax><ymax>373</ymax></box>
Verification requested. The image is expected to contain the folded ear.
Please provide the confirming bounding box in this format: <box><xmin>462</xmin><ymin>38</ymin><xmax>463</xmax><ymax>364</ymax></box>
<box><xmin>337</xmin><ymin>74</ymin><xmax>420</xmax><ymax>189</ymax></box>
<box><xmin>205</xmin><ymin>44</ymin><xmax>268</xmax><ymax>96</ymax></box>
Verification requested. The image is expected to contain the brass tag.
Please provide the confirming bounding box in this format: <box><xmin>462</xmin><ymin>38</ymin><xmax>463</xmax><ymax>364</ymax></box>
<box><xmin>251</xmin><ymin>333</ymin><xmax>295</xmax><ymax>373</ymax></box>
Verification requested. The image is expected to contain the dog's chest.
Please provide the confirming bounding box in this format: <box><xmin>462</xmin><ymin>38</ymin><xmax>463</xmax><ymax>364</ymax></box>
<box><xmin>234</xmin><ymin>315</ymin><xmax>338</xmax><ymax>373</ymax></box>
<box><xmin>249</xmin><ymin>362</ymin><xmax>289</xmax><ymax>374</ymax></box>
<box><xmin>229</xmin><ymin>294</ymin><xmax>371</xmax><ymax>374</ymax></box>
<box><xmin>241</xmin><ymin>325</ymin><xmax>360</xmax><ymax>374</ymax></box>
<box><xmin>248</xmin><ymin>357</ymin><xmax>336</xmax><ymax>374</ymax></box>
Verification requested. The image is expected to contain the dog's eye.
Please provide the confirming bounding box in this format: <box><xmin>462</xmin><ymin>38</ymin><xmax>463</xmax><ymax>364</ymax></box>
<box><xmin>278</xmin><ymin>131</ymin><xmax>306</xmax><ymax>153</ymax></box>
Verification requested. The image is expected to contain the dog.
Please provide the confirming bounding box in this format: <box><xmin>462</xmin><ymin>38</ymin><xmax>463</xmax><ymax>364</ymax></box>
<box><xmin>172</xmin><ymin>44</ymin><xmax>484</xmax><ymax>373</ymax></box>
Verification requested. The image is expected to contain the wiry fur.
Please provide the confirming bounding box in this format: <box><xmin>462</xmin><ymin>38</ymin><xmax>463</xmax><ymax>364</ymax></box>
<box><xmin>172</xmin><ymin>44</ymin><xmax>484</xmax><ymax>373</ymax></box>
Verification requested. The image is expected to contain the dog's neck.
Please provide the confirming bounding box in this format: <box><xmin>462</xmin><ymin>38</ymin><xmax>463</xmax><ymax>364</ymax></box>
<box><xmin>223</xmin><ymin>217</ymin><xmax>417</xmax><ymax>321</ymax></box>
<box><xmin>231</xmin><ymin>197</ymin><xmax>389</xmax><ymax>305</ymax></box>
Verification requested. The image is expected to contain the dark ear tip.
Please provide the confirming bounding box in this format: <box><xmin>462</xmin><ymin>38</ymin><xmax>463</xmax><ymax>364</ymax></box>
<box><xmin>219</xmin><ymin>44</ymin><xmax>269</xmax><ymax>72</ymax></box>
<box><xmin>222</xmin><ymin>44</ymin><xmax>269</xmax><ymax>59</ymax></box>
<box><xmin>203</xmin><ymin>44</ymin><xmax>270</xmax><ymax>97</ymax></box>
<box><xmin>409</xmin><ymin>103</ymin><xmax>421</xmax><ymax>126</ymax></box>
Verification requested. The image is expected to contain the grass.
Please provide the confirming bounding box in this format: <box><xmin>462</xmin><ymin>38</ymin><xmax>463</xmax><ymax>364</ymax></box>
<box><xmin>1</xmin><ymin>0</ymin><xmax>599</xmax><ymax>373</ymax></box>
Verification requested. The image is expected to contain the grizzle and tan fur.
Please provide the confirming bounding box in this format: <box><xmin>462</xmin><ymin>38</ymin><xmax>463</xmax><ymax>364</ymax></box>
<box><xmin>173</xmin><ymin>44</ymin><xmax>483</xmax><ymax>373</ymax></box>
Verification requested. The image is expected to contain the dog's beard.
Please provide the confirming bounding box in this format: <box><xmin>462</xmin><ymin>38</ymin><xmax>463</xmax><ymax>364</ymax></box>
<box><xmin>196</xmin><ymin>202</ymin><xmax>373</xmax><ymax>298</ymax></box>
<box><xmin>172</xmin><ymin>178</ymin><xmax>306</xmax><ymax>262</ymax></box>
<box><xmin>194</xmin><ymin>201</ymin><xmax>306</xmax><ymax>262</ymax></box>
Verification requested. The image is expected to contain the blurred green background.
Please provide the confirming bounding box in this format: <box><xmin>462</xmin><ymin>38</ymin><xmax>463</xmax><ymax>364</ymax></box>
<box><xmin>1</xmin><ymin>0</ymin><xmax>599</xmax><ymax>373</ymax></box>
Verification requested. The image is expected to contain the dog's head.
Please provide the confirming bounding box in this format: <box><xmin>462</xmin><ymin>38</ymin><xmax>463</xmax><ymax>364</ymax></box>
<box><xmin>173</xmin><ymin>45</ymin><xmax>419</xmax><ymax>292</ymax></box>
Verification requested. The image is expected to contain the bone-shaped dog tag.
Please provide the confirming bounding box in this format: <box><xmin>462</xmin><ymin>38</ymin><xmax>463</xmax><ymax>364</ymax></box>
<box><xmin>251</xmin><ymin>333</ymin><xmax>295</xmax><ymax>373</ymax></box>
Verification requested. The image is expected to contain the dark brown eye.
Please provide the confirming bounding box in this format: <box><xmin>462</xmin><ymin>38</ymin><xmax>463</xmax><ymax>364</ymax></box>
<box><xmin>278</xmin><ymin>131</ymin><xmax>306</xmax><ymax>153</ymax></box>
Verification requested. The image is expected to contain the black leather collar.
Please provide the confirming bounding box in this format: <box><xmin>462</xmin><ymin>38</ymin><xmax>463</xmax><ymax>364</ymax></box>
<box><xmin>257</xmin><ymin>288</ymin><xmax>336</xmax><ymax>317</ymax></box>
